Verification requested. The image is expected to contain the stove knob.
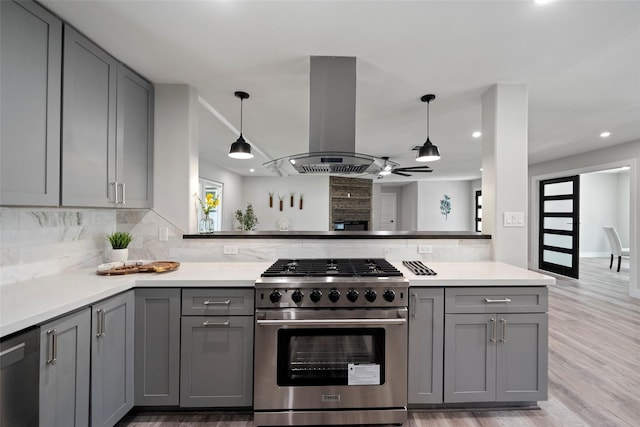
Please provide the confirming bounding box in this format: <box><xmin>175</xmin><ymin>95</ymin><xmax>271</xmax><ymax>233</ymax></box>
<box><xmin>310</xmin><ymin>289</ymin><xmax>323</xmax><ymax>303</ymax></box>
<box><xmin>365</xmin><ymin>289</ymin><xmax>377</xmax><ymax>302</ymax></box>
<box><xmin>328</xmin><ymin>289</ymin><xmax>341</xmax><ymax>303</ymax></box>
<box><xmin>291</xmin><ymin>290</ymin><xmax>304</xmax><ymax>304</ymax></box>
<box><xmin>269</xmin><ymin>290</ymin><xmax>282</xmax><ymax>303</ymax></box>
<box><xmin>346</xmin><ymin>289</ymin><xmax>359</xmax><ymax>303</ymax></box>
<box><xmin>383</xmin><ymin>289</ymin><xmax>396</xmax><ymax>302</ymax></box>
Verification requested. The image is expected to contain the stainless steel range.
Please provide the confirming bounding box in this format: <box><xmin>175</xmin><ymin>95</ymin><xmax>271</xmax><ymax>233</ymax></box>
<box><xmin>253</xmin><ymin>258</ymin><xmax>409</xmax><ymax>427</ymax></box>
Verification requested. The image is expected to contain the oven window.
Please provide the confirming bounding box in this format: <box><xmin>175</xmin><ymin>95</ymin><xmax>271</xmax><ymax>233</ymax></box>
<box><xmin>277</xmin><ymin>328</ymin><xmax>385</xmax><ymax>386</ymax></box>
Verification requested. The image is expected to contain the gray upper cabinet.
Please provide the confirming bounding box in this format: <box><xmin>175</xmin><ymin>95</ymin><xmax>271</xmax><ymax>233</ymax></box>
<box><xmin>39</xmin><ymin>308</ymin><xmax>91</xmax><ymax>427</ymax></box>
<box><xmin>62</xmin><ymin>25</ymin><xmax>153</xmax><ymax>208</ymax></box>
<box><xmin>408</xmin><ymin>288</ymin><xmax>444</xmax><ymax>405</ymax></box>
<box><xmin>91</xmin><ymin>291</ymin><xmax>134</xmax><ymax>427</ymax></box>
<box><xmin>0</xmin><ymin>0</ymin><xmax>61</xmax><ymax>206</ymax></box>
<box><xmin>116</xmin><ymin>65</ymin><xmax>154</xmax><ymax>208</ymax></box>
<box><xmin>61</xmin><ymin>25</ymin><xmax>117</xmax><ymax>207</ymax></box>
<box><xmin>134</xmin><ymin>288</ymin><xmax>180</xmax><ymax>406</ymax></box>
<box><xmin>443</xmin><ymin>287</ymin><xmax>548</xmax><ymax>403</ymax></box>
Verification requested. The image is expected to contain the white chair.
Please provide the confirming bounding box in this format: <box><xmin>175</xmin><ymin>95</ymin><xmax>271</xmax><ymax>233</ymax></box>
<box><xmin>603</xmin><ymin>226</ymin><xmax>630</xmax><ymax>272</ymax></box>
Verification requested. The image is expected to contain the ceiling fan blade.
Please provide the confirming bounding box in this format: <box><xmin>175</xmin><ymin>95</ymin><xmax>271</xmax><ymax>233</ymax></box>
<box><xmin>391</xmin><ymin>170</ymin><xmax>412</xmax><ymax>177</ymax></box>
<box><xmin>394</xmin><ymin>166</ymin><xmax>432</xmax><ymax>172</ymax></box>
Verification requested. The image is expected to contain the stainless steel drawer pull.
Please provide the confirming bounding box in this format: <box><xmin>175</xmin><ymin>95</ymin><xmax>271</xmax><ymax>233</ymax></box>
<box><xmin>202</xmin><ymin>320</ymin><xmax>230</xmax><ymax>327</ymax></box>
<box><xmin>46</xmin><ymin>329</ymin><xmax>57</xmax><ymax>365</ymax></box>
<box><xmin>203</xmin><ymin>299</ymin><xmax>231</xmax><ymax>305</ymax></box>
<box><xmin>484</xmin><ymin>298</ymin><xmax>512</xmax><ymax>303</ymax></box>
<box><xmin>490</xmin><ymin>318</ymin><xmax>496</xmax><ymax>343</ymax></box>
<box><xmin>411</xmin><ymin>293</ymin><xmax>418</xmax><ymax>318</ymax></box>
<box><xmin>500</xmin><ymin>318</ymin><xmax>507</xmax><ymax>343</ymax></box>
<box><xmin>96</xmin><ymin>309</ymin><xmax>106</xmax><ymax>337</ymax></box>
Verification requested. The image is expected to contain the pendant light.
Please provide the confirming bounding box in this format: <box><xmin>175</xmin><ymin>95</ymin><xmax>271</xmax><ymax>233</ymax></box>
<box><xmin>228</xmin><ymin>91</ymin><xmax>254</xmax><ymax>159</ymax></box>
<box><xmin>416</xmin><ymin>94</ymin><xmax>441</xmax><ymax>162</ymax></box>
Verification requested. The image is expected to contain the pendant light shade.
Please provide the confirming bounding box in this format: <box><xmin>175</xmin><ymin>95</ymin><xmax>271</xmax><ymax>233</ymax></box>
<box><xmin>229</xmin><ymin>91</ymin><xmax>254</xmax><ymax>159</ymax></box>
<box><xmin>416</xmin><ymin>94</ymin><xmax>441</xmax><ymax>162</ymax></box>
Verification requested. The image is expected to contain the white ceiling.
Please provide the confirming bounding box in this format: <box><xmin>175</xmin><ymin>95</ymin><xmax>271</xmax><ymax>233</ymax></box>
<box><xmin>41</xmin><ymin>0</ymin><xmax>640</xmax><ymax>182</ymax></box>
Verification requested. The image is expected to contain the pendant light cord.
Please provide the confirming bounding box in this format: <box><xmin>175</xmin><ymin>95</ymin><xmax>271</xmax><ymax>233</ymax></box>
<box><xmin>426</xmin><ymin>100</ymin><xmax>430</xmax><ymax>139</ymax></box>
<box><xmin>239</xmin><ymin>99</ymin><xmax>244</xmax><ymax>135</ymax></box>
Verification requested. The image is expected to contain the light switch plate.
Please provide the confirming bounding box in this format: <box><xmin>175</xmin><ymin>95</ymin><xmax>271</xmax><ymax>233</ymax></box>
<box><xmin>418</xmin><ymin>244</ymin><xmax>433</xmax><ymax>254</ymax></box>
<box><xmin>503</xmin><ymin>212</ymin><xmax>525</xmax><ymax>227</ymax></box>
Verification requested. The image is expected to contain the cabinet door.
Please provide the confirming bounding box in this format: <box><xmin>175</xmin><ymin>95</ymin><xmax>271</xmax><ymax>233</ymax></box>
<box><xmin>40</xmin><ymin>308</ymin><xmax>90</xmax><ymax>427</ymax></box>
<box><xmin>408</xmin><ymin>288</ymin><xmax>444</xmax><ymax>404</ymax></box>
<box><xmin>0</xmin><ymin>0</ymin><xmax>61</xmax><ymax>206</ymax></box>
<box><xmin>61</xmin><ymin>25</ymin><xmax>117</xmax><ymax>207</ymax></box>
<box><xmin>496</xmin><ymin>313</ymin><xmax>548</xmax><ymax>402</ymax></box>
<box><xmin>134</xmin><ymin>289</ymin><xmax>180</xmax><ymax>406</ymax></box>
<box><xmin>180</xmin><ymin>315</ymin><xmax>253</xmax><ymax>407</ymax></box>
<box><xmin>91</xmin><ymin>291</ymin><xmax>134</xmax><ymax>427</ymax></box>
<box><xmin>117</xmin><ymin>65</ymin><xmax>154</xmax><ymax>208</ymax></box>
<box><xmin>444</xmin><ymin>313</ymin><xmax>496</xmax><ymax>403</ymax></box>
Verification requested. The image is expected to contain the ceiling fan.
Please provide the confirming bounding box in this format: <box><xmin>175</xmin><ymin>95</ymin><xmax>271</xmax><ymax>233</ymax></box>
<box><xmin>376</xmin><ymin>156</ymin><xmax>433</xmax><ymax>178</ymax></box>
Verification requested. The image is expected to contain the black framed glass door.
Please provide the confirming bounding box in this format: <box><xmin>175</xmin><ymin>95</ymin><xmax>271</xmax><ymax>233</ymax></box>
<box><xmin>539</xmin><ymin>175</ymin><xmax>580</xmax><ymax>278</ymax></box>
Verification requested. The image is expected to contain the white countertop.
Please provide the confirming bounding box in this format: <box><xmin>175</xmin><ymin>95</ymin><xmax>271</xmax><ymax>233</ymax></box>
<box><xmin>1</xmin><ymin>261</ymin><xmax>553</xmax><ymax>338</ymax></box>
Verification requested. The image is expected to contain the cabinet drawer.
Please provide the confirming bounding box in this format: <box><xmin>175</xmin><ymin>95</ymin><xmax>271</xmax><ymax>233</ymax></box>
<box><xmin>445</xmin><ymin>287</ymin><xmax>547</xmax><ymax>314</ymax></box>
<box><xmin>181</xmin><ymin>288</ymin><xmax>254</xmax><ymax>316</ymax></box>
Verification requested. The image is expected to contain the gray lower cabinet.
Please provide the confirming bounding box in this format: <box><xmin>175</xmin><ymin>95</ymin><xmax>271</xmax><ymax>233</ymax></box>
<box><xmin>180</xmin><ymin>288</ymin><xmax>254</xmax><ymax>407</ymax></box>
<box><xmin>443</xmin><ymin>287</ymin><xmax>548</xmax><ymax>403</ymax></box>
<box><xmin>408</xmin><ymin>288</ymin><xmax>444</xmax><ymax>404</ymax></box>
<box><xmin>0</xmin><ymin>0</ymin><xmax>61</xmax><ymax>206</ymax></box>
<box><xmin>91</xmin><ymin>291</ymin><xmax>135</xmax><ymax>427</ymax></box>
<box><xmin>134</xmin><ymin>288</ymin><xmax>180</xmax><ymax>406</ymax></box>
<box><xmin>39</xmin><ymin>309</ymin><xmax>91</xmax><ymax>427</ymax></box>
<box><xmin>62</xmin><ymin>25</ymin><xmax>153</xmax><ymax>208</ymax></box>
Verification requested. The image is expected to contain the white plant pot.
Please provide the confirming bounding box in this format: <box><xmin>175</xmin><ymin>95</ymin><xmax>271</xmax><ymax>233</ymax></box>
<box><xmin>110</xmin><ymin>248</ymin><xmax>129</xmax><ymax>262</ymax></box>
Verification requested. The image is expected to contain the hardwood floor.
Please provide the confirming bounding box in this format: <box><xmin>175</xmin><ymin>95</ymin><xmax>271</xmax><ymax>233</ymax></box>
<box><xmin>118</xmin><ymin>258</ymin><xmax>639</xmax><ymax>427</ymax></box>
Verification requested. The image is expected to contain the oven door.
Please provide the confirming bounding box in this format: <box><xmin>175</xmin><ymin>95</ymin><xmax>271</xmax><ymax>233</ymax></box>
<box><xmin>254</xmin><ymin>308</ymin><xmax>407</xmax><ymax>411</ymax></box>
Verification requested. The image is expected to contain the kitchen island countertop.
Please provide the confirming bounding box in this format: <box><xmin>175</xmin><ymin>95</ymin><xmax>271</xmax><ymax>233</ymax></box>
<box><xmin>1</xmin><ymin>261</ymin><xmax>553</xmax><ymax>338</ymax></box>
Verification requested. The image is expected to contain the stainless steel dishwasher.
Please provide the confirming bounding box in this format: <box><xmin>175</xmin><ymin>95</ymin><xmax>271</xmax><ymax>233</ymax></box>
<box><xmin>1</xmin><ymin>327</ymin><xmax>39</xmax><ymax>427</ymax></box>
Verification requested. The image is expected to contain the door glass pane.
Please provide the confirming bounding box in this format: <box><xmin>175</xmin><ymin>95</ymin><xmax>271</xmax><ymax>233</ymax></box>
<box><xmin>543</xmin><ymin>217</ymin><xmax>573</xmax><ymax>231</ymax></box>
<box><xmin>544</xmin><ymin>233</ymin><xmax>573</xmax><ymax>249</ymax></box>
<box><xmin>544</xmin><ymin>199</ymin><xmax>573</xmax><ymax>213</ymax></box>
<box><xmin>277</xmin><ymin>328</ymin><xmax>385</xmax><ymax>386</ymax></box>
<box><xmin>543</xmin><ymin>250</ymin><xmax>572</xmax><ymax>267</ymax></box>
<box><xmin>544</xmin><ymin>181</ymin><xmax>574</xmax><ymax>196</ymax></box>
<box><xmin>477</xmin><ymin>208</ymin><xmax>482</xmax><ymax>219</ymax></box>
<box><xmin>477</xmin><ymin>222</ymin><xmax>482</xmax><ymax>232</ymax></box>
<box><xmin>477</xmin><ymin>195</ymin><xmax>482</xmax><ymax>205</ymax></box>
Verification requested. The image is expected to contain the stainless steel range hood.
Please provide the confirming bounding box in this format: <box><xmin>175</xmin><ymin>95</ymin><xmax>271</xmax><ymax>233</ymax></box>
<box><xmin>265</xmin><ymin>56</ymin><xmax>380</xmax><ymax>175</ymax></box>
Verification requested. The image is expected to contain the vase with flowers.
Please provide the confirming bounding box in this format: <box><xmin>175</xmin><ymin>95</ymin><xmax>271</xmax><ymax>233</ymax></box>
<box><xmin>194</xmin><ymin>192</ymin><xmax>220</xmax><ymax>233</ymax></box>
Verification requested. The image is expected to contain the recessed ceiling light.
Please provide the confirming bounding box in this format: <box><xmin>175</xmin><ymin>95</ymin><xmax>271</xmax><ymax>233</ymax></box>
<box><xmin>249</xmin><ymin>168</ymin><xmax>255</xmax><ymax>173</ymax></box>
<box><xmin>600</xmin><ymin>131</ymin><xmax>611</xmax><ymax>138</ymax></box>
<box><xmin>472</xmin><ymin>131</ymin><xmax>482</xmax><ymax>138</ymax></box>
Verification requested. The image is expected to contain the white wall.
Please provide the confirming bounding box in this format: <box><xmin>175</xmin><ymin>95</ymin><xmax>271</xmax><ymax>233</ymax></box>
<box><xmin>241</xmin><ymin>176</ymin><xmax>330</xmax><ymax>230</ymax></box>
<box><xmin>416</xmin><ymin>181</ymin><xmax>473</xmax><ymax>231</ymax></box>
<box><xmin>199</xmin><ymin>159</ymin><xmax>244</xmax><ymax>231</ymax></box>
<box><xmin>579</xmin><ymin>172</ymin><xmax>621</xmax><ymax>256</ymax></box>
<box><xmin>618</xmin><ymin>171</ymin><xmax>631</xmax><ymax>247</ymax></box>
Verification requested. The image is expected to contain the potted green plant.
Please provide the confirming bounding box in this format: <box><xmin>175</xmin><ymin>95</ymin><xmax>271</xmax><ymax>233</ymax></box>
<box><xmin>107</xmin><ymin>231</ymin><xmax>133</xmax><ymax>262</ymax></box>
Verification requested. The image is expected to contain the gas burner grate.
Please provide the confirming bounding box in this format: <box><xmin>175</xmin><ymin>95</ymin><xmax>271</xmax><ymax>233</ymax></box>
<box><xmin>261</xmin><ymin>258</ymin><xmax>403</xmax><ymax>277</ymax></box>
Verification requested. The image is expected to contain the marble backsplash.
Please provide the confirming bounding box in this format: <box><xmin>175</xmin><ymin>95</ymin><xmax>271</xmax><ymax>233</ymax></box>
<box><xmin>1</xmin><ymin>207</ymin><xmax>491</xmax><ymax>285</ymax></box>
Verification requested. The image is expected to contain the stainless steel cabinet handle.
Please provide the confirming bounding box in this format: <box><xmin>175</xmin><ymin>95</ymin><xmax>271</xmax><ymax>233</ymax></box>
<box><xmin>411</xmin><ymin>293</ymin><xmax>418</xmax><ymax>318</ymax></box>
<box><xmin>490</xmin><ymin>318</ymin><xmax>496</xmax><ymax>343</ymax></box>
<box><xmin>202</xmin><ymin>320</ymin><xmax>230</xmax><ymax>327</ymax></box>
<box><xmin>96</xmin><ymin>309</ymin><xmax>106</xmax><ymax>337</ymax></box>
<box><xmin>101</xmin><ymin>309</ymin><xmax>106</xmax><ymax>337</ymax></box>
<box><xmin>120</xmin><ymin>182</ymin><xmax>126</xmax><ymax>205</ymax></box>
<box><xmin>109</xmin><ymin>182</ymin><xmax>117</xmax><ymax>203</ymax></box>
<box><xmin>257</xmin><ymin>318</ymin><xmax>407</xmax><ymax>326</ymax></box>
<box><xmin>46</xmin><ymin>329</ymin><xmax>57</xmax><ymax>365</ymax></box>
<box><xmin>203</xmin><ymin>299</ymin><xmax>231</xmax><ymax>306</ymax></box>
<box><xmin>484</xmin><ymin>298</ymin><xmax>512</xmax><ymax>303</ymax></box>
<box><xmin>500</xmin><ymin>318</ymin><xmax>507</xmax><ymax>343</ymax></box>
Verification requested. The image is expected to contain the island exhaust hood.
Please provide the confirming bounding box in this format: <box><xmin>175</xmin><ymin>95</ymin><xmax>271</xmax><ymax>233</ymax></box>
<box><xmin>265</xmin><ymin>56</ymin><xmax>384</xmax><ymax>175</ymax></box>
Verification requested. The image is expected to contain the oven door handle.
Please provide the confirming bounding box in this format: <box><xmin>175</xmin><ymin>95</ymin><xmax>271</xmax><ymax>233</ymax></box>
<box><xmin>256</xmin><ymin>318</ymin><xmax>406</xmax><ymax>326</ymax></box>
